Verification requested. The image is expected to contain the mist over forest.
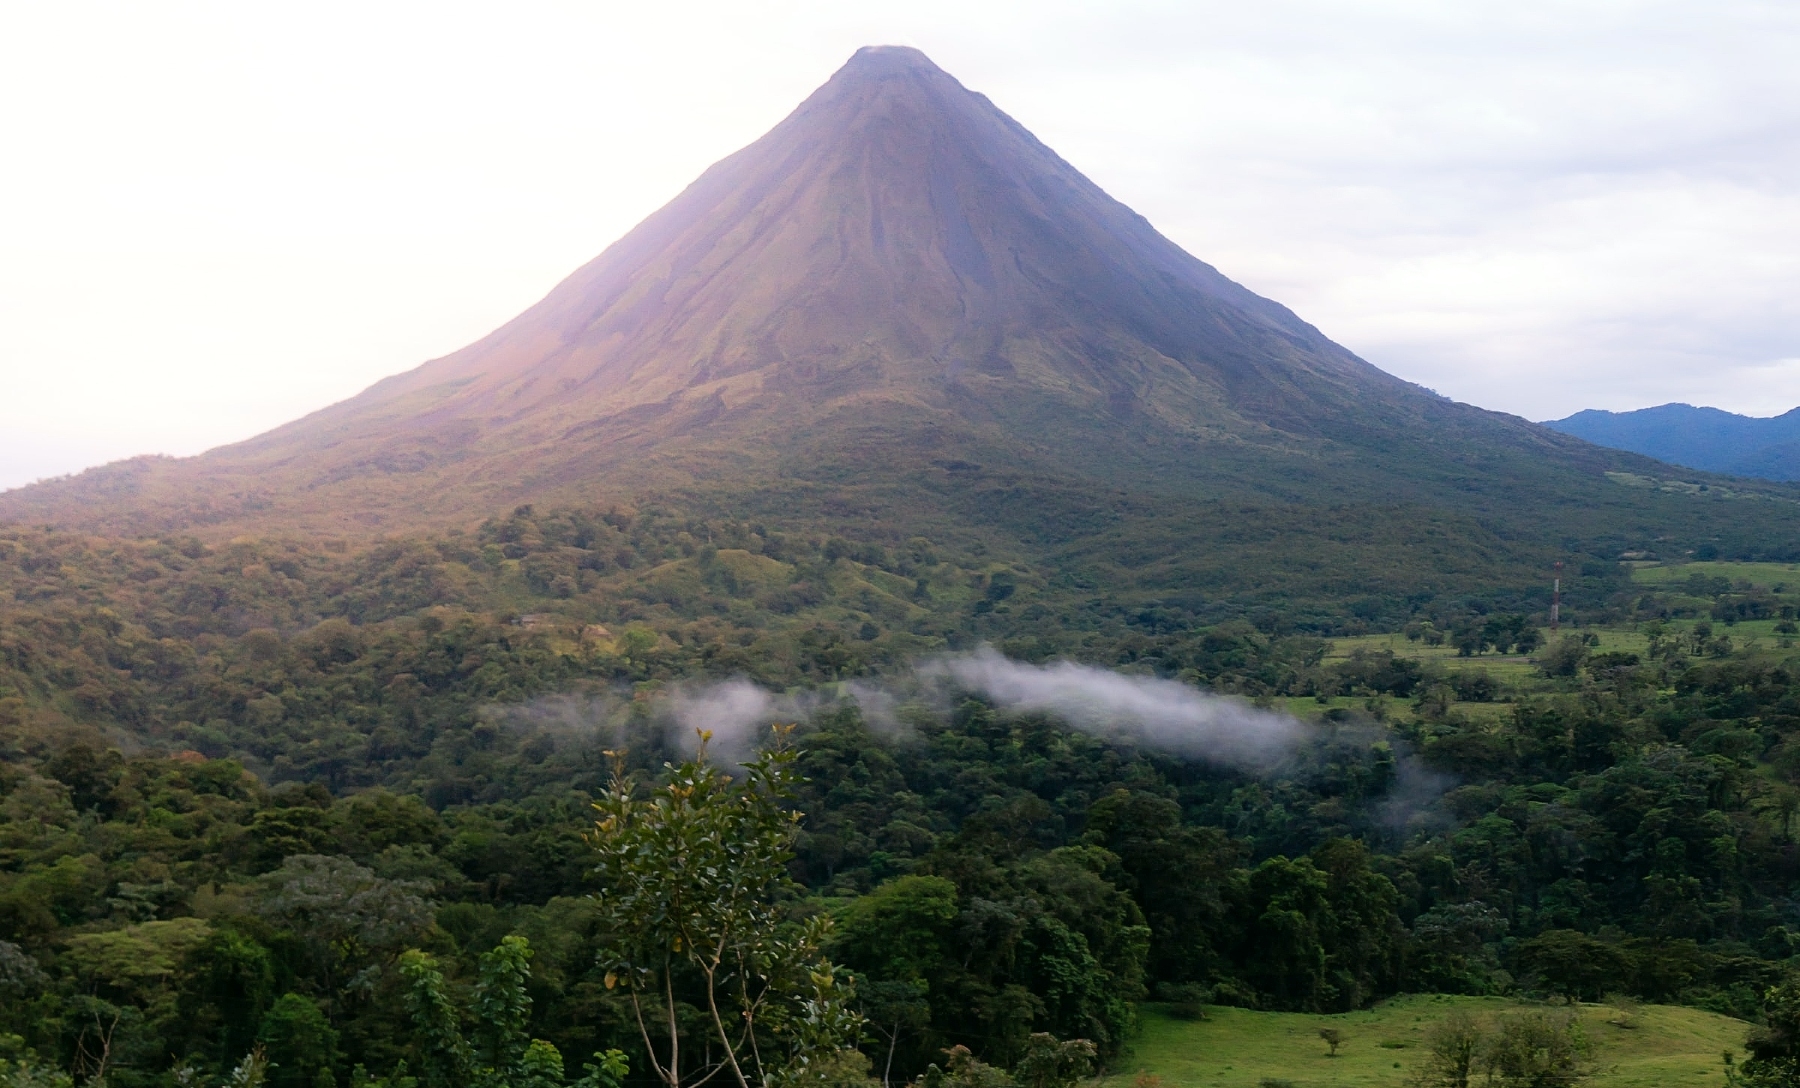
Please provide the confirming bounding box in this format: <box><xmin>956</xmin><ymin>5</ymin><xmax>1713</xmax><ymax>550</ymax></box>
<box><xmin>8</xmin><ymin>41</ymin><xmax>1800</xmax><ymax>1088</ymax></box>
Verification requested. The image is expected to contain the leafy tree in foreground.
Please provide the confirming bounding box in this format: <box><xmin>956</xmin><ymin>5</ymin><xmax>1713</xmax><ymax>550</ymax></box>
<box><xmin>588</xmin><ymin>729</ymin><xmax>864</xmax><ymax>1088</ymax></box>
<box><xmin>473</xmin><ymin>936</ymin><xmax>535</xmax><ymax>1084</ymax></box>
<box><xmin>397</xmin><ymin>950</ymin><xmax>472</xmax><ymax>1088</ymax></box>
<box><xmin>1732</xmin><ymin>973</ymin><xmax>1800</xmax><ymax>1087</ymax></box>
<box><xmin>399</xmin><ymin>936</ymin><xmax>626</xmax><ymax>1088</ymax></box>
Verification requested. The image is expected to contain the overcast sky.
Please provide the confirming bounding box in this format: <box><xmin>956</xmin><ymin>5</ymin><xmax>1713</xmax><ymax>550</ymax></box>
<box><xmin>3</xmin><ymin>0</ymin><xmax>1797</xmax><ymax>491</ymax></box>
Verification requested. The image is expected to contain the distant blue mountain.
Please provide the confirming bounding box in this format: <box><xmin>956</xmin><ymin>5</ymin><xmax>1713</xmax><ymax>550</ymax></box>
<box><xmin>1544</xmin><ymin>403</ymin><xmax>1800</xmax><ymax>481</ymax></box>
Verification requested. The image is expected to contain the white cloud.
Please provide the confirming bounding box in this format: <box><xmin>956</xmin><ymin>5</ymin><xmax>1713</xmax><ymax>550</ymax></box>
<box><xmin>2</xmin><ymin>0</ymin><xmax>1798</xmax><ymax>489</ymax></box>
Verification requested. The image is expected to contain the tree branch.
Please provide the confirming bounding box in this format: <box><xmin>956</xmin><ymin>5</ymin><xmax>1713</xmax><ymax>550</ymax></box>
<box><xmin>628</xmin><ymin>983</ymin><xmax>673</xmax><ymax>1088</ymax></box>
<box><xmin>703</xmin><ymin>960</ymin><xmax>754</xmax><ymax>1088</ymax></box>
<box><xmin>667</xmin><ymin>957</ymin><xmax>682</xmax><ymax>1088</ymax></box>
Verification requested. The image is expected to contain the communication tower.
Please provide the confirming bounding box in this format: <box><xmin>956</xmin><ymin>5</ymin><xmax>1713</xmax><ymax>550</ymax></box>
<box><xmin>1551</xmin><ymin>561</ymin><xmax>1563</xmax><ymax>633</ymax></box>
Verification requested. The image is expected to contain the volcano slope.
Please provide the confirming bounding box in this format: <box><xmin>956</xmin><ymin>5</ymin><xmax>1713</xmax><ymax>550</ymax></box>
<box><xmin>4</xmin><ymin>46</ymin><xmax>1798</xmax><ymax>621</ymax></box>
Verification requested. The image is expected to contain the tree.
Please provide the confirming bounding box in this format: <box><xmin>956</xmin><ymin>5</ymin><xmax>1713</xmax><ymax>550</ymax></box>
<box><xmin>397</xmin><ymin>951</ymin><xmax>470</xmax><ymax>1088</ymax></box>
<box><xmin>1007</xmin><ymin>848</ymin><xmax>1149</xmax><ymax>1055</ymax></box>
<box><xmin>1481</xmin><ymin>1011</ymin><xmax>1590</xmax><ymax>1088</ymax></box>
<box><xmin>1605</xmin><ymin>994</ymin><xmax>1642</xmax><ymax>1031</ymax></box>
<box><xmin>1771</xmin><ymin>785</ymin><xmax>1800</xmax><ymax>844</ymax></box>
<box><xmin>1407</xmin><ymin>903</ymin><xmax>1507</xmax><ymax>995</ymax></box>
<box><xmin>1309</xmin><ymin>839</ymin><xmax>1401</xmax><ymax>1009</ymax></box>
<box><xmin>1318</xmin><ymin>1027</ymin><xmax>1343</xmax><ymax>1057</ymax></box>
<box><xmin>257</xmin><ymin>994</ymin><xmax>340</xmax><ymax>1088</ymax></box>
<box><xmin>179</xmin><ymin>929</ymin><xmax>277</xmax><ymax>1070</ymax></box>
<box><xmin>256</xmin><ymin>856</ymin><xmax>433</xmax><ymax>999</ymax></box>
<box><xmin>1538</xmin><ymin>637</ymin><xmax>1589</xmax><ymax>678</ymax></box>
<box><xmin>1083</xmin><ymin>790</ymin><xmax>1239</xmax><ymax>988</ymax></box>
<box><xmin>1239</xmin><ymin>857</ymin><xmax>1329</xmax><ymax>1008</ymax></box>
<box><xmin>588</xmin><ymin>730</ymin><xmax>863</xmax><ymax>1088</ymax></box>
<box><xmin>227</xmin><ymin>1047</ymin><xmax>271</xmax><ymax>1088</ymax></box>
<box><xmin>913</xmin><ymin>1047</ymin><xmax>1012</xmax><ymax>1088</ymax></box>
<box><xmin>0</xmin><ymin>942</ymin><xmax>47</xmax><ymax>1002</ymax></box>
<box><xmin>853</xmin><ymin>981</ymin><xmax>931</xmax><ymax>1088</ymax></box>
<box><xmin>1515</xmin><ymin>931</ymin><xmax>1628</xmax><ymax>1005</ymax></box>
<box><xmin>1011</xmin><ymin>1034</ymin><xmax>1095</xmax><ymax>1088</ymax></box>
<box><xmin>833</xmin><ymin>876</ymin><xmax>958</xmax><ymax>1086</ymax></box>
<box><xmin>63</xmin><ymin>917</ymin><xmax>214</xmax><ymax>1005</ymax></box>
<box><xmin>573</xmin><ymin>1049</ymin><xmax>631</xmax><ymax>1088</ymax></box>
<box><xmin>1732</xmin><ymin>972</ymin><xmax>1800</xmax><ymax>1087</ymax></box>
<box><xmin>474</xmin><ymin>936</ymin><xmax>535</xmax><ymax>1085</ymax></box>
<box><xmin>519</xmin><ymin>1041</ymin><xmax>566</xmax><ymax>1088</ymax></box>
<box><xmin>1412</xmin><ymin>1010</ymin><xmax>1482</xmax><ymax>1088</ymax></box>
<box><xmin>0</xmin><ymin>1034</ymin><xmax>72</xmax><ymax>1088</ymax></box>
<box><xmin>397</xmin><ymin>937</ymin><xmax>589</xmax><ymax>1088</ymax></box>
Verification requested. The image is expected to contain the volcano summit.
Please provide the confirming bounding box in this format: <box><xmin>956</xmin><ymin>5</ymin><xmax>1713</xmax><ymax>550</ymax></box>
<box><xmin>3</xmin><ymin>47</ymin><xmax>1792</xmax><ymax>600</ymax></box>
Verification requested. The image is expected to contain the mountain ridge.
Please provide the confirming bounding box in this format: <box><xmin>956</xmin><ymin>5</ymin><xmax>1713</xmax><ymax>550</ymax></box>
<box><xmin>1546</xmin><ymin>403</ymin><xmax>1800</xmax><ymax>482</ymax></box>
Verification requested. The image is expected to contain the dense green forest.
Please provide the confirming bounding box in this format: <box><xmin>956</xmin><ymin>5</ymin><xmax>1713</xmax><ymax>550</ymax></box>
<box><xmin>9</xmin><ymin>510</ymin><xmax>1800</xmax><ymax>1087</ymax></box>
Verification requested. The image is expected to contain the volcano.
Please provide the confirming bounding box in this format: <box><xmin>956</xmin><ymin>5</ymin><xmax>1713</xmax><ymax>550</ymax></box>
<box><xmin>4</xmin><ymin>47</ymin><xmax>1793</xmax><ymax>589</ymax></box>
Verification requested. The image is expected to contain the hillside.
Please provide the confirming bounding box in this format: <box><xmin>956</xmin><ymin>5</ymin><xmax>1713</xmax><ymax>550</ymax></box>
<box><xmin>1546</xmin><ymin>403</ymin><xmax>1800</xmax><ymax>481</ymax></box>
<box><xmin>18</xmin><ymin>43</ymin><xmax>1800</xmax><ymax>1088</ymax></box>
<box><xmin>10</xmin><ymin>579</ymin><xmax>1800</xmax><ymax>1087</ymax></box>
<box><xmin>5</xmin><ymin>47</ymin><xmax>1800</xmax><ymax>618</ymax></box>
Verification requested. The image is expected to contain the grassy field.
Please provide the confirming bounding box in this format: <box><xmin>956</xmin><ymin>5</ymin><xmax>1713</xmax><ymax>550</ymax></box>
<box><xmin>1325</xmin><ymin>629</ymin><xmax>1653</xmax><ymax>669</ymax></box>
<box><xmin>1305</xmin><ymin>561</ymin><xmax>1800</xmax><ymax>715</ymax></box>
<box><xmin>1104</xmin><ymin>997</ymin><xmax>1748</xmax><ymax>1087</ymax></box>
<box><xmin>1632</xmin><ymin>560</ymin><xmax>1800</xmax><ymax>591</ymax></box>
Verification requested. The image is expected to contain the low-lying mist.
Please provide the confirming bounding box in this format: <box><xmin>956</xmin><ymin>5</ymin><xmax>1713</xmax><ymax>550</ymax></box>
<box><xmin>491</xmin><ymin>645</ymin><xmax>1450</xmax><ymax>832</ymax></box>
<box><xmin>916</xmin><ymin>646</ymin><xmax>1302</xmax><ymax>765</ymax></box>
<box><xmin>649</xmin><ymin>646</ymin><xmax>1303</xmax><ymax>770</ymax></box>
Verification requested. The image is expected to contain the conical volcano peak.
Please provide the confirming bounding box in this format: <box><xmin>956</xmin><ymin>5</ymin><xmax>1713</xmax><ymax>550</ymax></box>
<box><xmin>0</xmin><ymin>43</ymin><xmax>1536</xmax><ymax>536</ymax></box>
<box><xmin>811</xmin><ymin>44</ymin><xmax>973</xmax><ymax>120</ymax></box>
<box><xmin>842</xmin><ymin>44</ymin><xmax>942</xmax><ymax>75</ymax></box>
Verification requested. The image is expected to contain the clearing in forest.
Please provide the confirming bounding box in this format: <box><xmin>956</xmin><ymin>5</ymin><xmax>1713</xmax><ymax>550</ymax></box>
<box><xmin>1105</xmin><ymin>996</ymin><xmax>1747</xmax><ymax>1087</ymax></box>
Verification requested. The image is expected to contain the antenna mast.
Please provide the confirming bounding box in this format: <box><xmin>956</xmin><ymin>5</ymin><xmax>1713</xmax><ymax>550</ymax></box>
<box><xmin>1551</xmin><ymin>561</ymin><xmax>1563</xmax><ymax>633</ymax></box>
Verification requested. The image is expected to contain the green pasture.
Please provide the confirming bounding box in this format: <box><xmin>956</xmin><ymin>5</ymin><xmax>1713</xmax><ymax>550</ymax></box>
<box><xmin>1276</xmin><ymin>695</ymin><xmax>1400</xmax><ymax>723</ymax></box>
<box><xmin>1632</xmin><ymin>560</ymin><xmax>1800</xmax><ymax>591</ymax></box>
<box><xmin>1318</xmin><ymin>566</ymin><xmax>1800</xmax><ymax>695</ymax></box>
<box><xmin>1326</xmin><ymin>629</ymin><xmax>1653</xmax><ymax>666</ymax></box>
<box><xmin>1320</xmin><ymin>560</ymin><xmax>1800</xmax><ymax>671</ymax></box>
<box><xmin>1105</xmin><ymin>997</ymin><xmax>1747</xmax><ymax>1088</ymax></box>
<box><xmin>1321</xmin><ymin>633</ymin><xmax>1541</xmax><ymax>689</ymax></box>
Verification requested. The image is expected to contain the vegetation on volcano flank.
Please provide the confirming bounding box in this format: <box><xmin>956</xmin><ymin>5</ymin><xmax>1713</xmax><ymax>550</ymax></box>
<box><xmin>11</xmin><ymin>40</ymin><xmax>1800</xmax><ymax>1088</ymax></box>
